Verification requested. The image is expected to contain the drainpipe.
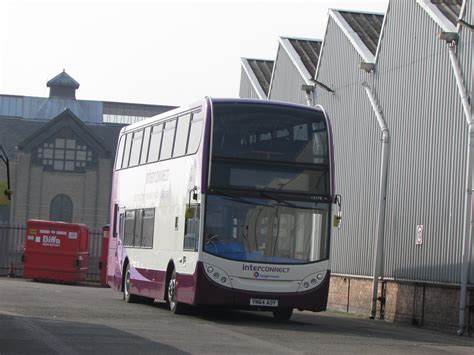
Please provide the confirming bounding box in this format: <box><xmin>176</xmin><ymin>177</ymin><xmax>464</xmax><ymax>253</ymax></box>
<box><xmin>301</xmin><ymin>84</ymin><xmax>315</xmax><ymax>106</ymax></box>
<box><xmin>443</xmin><ymin>39</ymin><xmax>474</xmax><ymax>336</ymax></box>
<box><xmin>362</xmin><ymin>82</ymin><xmax>391</xmax><ymax>320</ymax></box>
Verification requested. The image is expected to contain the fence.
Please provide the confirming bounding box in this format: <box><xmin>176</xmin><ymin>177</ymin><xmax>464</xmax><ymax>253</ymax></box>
<box><xmin>0</xmin><ymin>224</ymin><xmax>104</xmax><ymax>281</ymax></box>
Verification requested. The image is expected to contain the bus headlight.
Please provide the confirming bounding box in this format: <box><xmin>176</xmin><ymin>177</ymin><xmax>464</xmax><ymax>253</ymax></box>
<box><xmin>297</xmin><ymin>271</ymin><xmax>327</xmax><ymax>292</ymax></box>
<box><xmin>204</xmin><ymin>263</ymin><xmax>233</xmax><ymax>288</ymax></box>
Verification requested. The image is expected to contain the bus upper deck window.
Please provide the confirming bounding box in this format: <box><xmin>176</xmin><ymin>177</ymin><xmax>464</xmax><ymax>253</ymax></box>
<box><xmin>187</xmin><ymin>112</ymin><xmax>203</xmax><ymax>155</ymax></box>
<box><xmin>147</xmin><ymin>124</ymin><xmax>163</xmax><ymax>163</ymax></box>
<box><xmin>160</xmin><ymin>119</ymin><xmax>176</xmax><ymax>160</ymax></box>
<box><xmin>140</xmin><ymin>126</ymin><xmax>152</xmax><ymax>165</ymax></box>
<box><xmin>173</xmin><ymin>114</ymin><xmax>191</xmax><ymax>158</ymax></box>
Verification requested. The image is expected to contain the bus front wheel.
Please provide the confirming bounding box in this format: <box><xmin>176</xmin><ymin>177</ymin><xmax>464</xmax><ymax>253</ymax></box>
<box><xmin>167</xmin><ymin>268</ymin><xmax>186</xmax><ymax>314</ymax></box>
<box><xmin>123</xmin><ymin>263</ymin><xmax>139</xmax><ymax>303</ymax></box>
<box><xmin>272</xmin><ymin>308</ymin><xmax>293</xmax><ymax>321</ymax></box>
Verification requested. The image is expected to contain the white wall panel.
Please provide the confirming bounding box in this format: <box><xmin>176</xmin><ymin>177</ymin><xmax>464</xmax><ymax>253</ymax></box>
<box><xmin>239</xmin><ymin>69</ymin><xmax>260</xmax><ymax>99</ymax></box>
<box><xmin>268</xmin><ymin>46</ymin><xmax>308</xmax><ymax>105</ymax></box>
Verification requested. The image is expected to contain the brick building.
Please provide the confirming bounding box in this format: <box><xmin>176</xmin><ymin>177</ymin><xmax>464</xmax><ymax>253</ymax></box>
<box><xmin>0</xmin><ymin>70</ymin><xmax>175</xmax><ymax>228</ymax></box>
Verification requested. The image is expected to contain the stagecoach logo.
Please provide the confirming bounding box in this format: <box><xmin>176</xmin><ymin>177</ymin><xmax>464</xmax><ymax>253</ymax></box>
<box><xmin>42</xmin><ymin>235</ymin><xmax>61</xmax><ymax>247</ymax></box>
<box><xmin>243</xmin><ymin>264</ymin><xmax>290</xmax><ymax>279</ymax></box>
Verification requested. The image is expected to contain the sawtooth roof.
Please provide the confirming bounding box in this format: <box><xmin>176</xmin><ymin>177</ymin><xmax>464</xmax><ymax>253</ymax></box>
<box><xmin>338</xmin><ymin>11</ymin><xmax>385</xmax><ymax>56</ymax></box>
<box><xmin>286</xmin><ymin>38</ymin><xmax>322</xmax><ymax>78</ymax></box>
<box><xmin>431</xmin><ymin>0</ymin><xmax>463</xmax><ymax>25</ymax></box>
<box><xmin>245</xmin><ymin>59</ymin><xmax>274</xmax><ymax>96</ymax></box>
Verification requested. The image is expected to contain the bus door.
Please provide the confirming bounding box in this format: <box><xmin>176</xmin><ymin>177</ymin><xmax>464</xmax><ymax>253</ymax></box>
<box><xmin>109</xmin><ymin>204</ymin><xmax>125</xmax><ymax>290</ymax></box>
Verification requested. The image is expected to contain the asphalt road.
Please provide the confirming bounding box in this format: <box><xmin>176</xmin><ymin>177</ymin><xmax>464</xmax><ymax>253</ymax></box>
<box><xmin>0</xmin><ymin>278</ymin><xmax>473</xmax><ymax>354</ymax></box>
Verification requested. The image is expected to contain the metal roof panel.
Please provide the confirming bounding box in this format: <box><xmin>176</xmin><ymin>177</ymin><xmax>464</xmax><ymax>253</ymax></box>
<box><xmin>338</xmin><ymin>11</ymin><xmax>385</xmax><ymax>56</ymax></box>
<box><xmin>286</xmin><ymin>38</ymin><xmax>322</xmax><ymax>77</ymax></box>
<box><xmin>246</xmin><ymin>59</ymin><xmax>274</xmax><ymax>96</ymax></box>
<box><xmin>46</xmin><ymin>70</ymin><xmax>80</xmax><ymax>88</ymax></box>
<box><xmin>431</xmin><ymin>0</ymin><xmax>463</xmax><ymax>25</ymax></box>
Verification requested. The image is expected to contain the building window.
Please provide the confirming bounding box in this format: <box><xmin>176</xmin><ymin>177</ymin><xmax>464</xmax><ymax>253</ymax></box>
<box><xmin>50</xmin><ymin>194</ymin><xmax>73</xmax><ymax>222</ymax></box>
<box><xmin>35</xmin><ymin>137</ymin><xmax>95</xmax><ymax>172</ymax></box>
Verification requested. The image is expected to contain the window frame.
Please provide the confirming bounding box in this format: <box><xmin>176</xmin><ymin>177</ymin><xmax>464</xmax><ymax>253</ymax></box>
<box><xmin>173</xmin><ymin>114</ymin><xmax>191</xmax><ymax>158</ymax></box>
<box><xmin>159</xmin><ymin>119</ymin><xmax>177</xmax><ymax>161</ymax></box>
<box><xmin>186</xmin><ymin>111</ymin><xmax>204</xmax><ymax>155</ymax></box>
<box><xmin>114</xmin><ymin>108</ymin><xmax>203</xmax><ymax>170</ymax></box>
<box><xmin>129</xmin><ymin>129</ymin><xmax>144</xmax><ymax>168</ymax></box>
<box><xmin>122</xmin><ymin>208</ymin><xmax>155</xmax><ymax>249</ymax></box>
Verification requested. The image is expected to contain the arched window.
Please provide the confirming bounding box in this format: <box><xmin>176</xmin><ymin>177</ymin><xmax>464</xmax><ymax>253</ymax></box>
<box><xmin>50</xmin><ymin>194</ymin><xmax>73</xmax><ymax>222</ymax></box>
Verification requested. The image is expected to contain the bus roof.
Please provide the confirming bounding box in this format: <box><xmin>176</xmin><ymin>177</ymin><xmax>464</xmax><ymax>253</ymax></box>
<box><xmin>120</xmin><ymin>97</ymin><xmax>325</xmax><ymax>134</ymax></box>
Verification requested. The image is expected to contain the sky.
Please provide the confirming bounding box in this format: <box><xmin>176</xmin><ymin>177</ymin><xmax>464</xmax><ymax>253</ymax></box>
<box><xmin>0</xmin><ymin>0</ymin><xmax>389</xmax><ymax>107</ymax></box>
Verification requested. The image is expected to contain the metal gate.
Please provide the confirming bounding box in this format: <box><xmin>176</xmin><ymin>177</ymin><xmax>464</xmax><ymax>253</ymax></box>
<box><xmin>0</xmin><ymin>224</ymin><xmax>103</xmax><ymax>281</ymax></box>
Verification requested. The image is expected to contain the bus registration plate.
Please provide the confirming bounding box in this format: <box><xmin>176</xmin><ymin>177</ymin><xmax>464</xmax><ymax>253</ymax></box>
<box><xmin>250</xmin><ymin>298</ymin><xmax>279</xmax><ymax>307</ymax></box>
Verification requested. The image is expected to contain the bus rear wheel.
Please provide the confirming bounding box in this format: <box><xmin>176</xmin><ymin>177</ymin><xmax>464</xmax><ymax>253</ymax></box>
<box><xmin>167</xmin><ymin>268</ymin><xmax>186</xmax><ymax>314</ymax></box>
<box><xmin>272</xmin><ymin>308</ymin><xmax>293</xmax><ymax>321</ymax></box>
<box><xmin>123</xmin><ymin>263</ymin><xmax>139</xmax><ymax>303</ymax></box>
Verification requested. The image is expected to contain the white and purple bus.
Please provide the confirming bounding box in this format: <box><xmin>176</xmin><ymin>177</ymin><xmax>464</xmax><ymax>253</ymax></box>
<box><xmin>107</xmin><ymin>98</ymin><xmax>336</xmax><ymax>321</ymax></box>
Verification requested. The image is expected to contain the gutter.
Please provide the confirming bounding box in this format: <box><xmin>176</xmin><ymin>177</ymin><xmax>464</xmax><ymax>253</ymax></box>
<box><xmin>362</xmin><ymin>82</ymin><xmax>391</xmax><ymax>320</ymax></box>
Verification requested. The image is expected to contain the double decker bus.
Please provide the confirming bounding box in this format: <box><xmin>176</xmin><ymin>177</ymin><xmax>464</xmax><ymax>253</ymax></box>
<box><xmin>107</xmin><ymin>98</ymin><xmax>336</xmax><ymax>321</ymax></box>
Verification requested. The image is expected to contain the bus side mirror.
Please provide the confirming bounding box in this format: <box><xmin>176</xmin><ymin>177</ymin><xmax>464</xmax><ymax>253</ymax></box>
<box><xmin>185</xmin><ymin>207</ymin><xmax>195</xmax><ymax>219</ymax></box>
<box><xmin>333</xmin><ymin>194</ymin><xmax>342</xmax><ymax>228</ymax></box>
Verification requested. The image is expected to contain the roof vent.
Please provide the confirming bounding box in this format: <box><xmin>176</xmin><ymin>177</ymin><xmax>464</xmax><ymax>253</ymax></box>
<box><xmin>47</xmin><ymin>70</ymin><xmax>80</xmax><ymax>99</ymax></box>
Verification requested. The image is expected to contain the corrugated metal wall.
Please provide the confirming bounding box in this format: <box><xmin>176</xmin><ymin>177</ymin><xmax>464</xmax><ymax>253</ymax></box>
<box><xmin>268</xmin><ymin>45</ymin><xmax>308</xmax><ymax>105</ymax></box>
<box><xmin>314</xmin><ymin>0</ymin><xmax>473</xmax><ymax>284</ymax></box>
<box><xmin>239</xmin><ymin>69</ymin><xmax>260</xmax><ymax>99</ymax></box>
<box><xmin>315</xmin><ymin>19</ymin><xmax>382</xmax><ymax>277</ymax></box>
<box><xmin>375</xmin><ymin>0</ymin><xmax>470</xmax><ymax>284</ymax></box>
<box><xmin>0</xmin><ymin>96</ymin><xmax>23</xmax><ymax>118</ymax></box>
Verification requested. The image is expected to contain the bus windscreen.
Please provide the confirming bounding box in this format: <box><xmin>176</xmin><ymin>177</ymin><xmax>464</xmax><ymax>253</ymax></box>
<box><xmin>212</xmin><ymin>102</ymin><xmax>328</xmax><ymax>164</ymax></box>
<box><xmin>204</xmin><ymin>195</ymin><xmax>329</xmax><ymax>264</ymax></box>
<box><xmin>211</xmin><ymin>102</ymin><xmax>330</xmax><ymax>196</ymax></box>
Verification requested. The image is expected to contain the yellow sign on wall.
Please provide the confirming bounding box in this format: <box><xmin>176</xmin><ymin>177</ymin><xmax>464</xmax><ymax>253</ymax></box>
<box><xmin>0</xmin><ymin>181</ymin><xmax>10</xmax><ymax>205</ymax></box>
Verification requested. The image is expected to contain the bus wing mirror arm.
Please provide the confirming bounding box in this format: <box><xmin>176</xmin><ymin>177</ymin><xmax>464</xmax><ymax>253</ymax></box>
<box><xmin>188</xmin><ymin>186</ymin><xmax>198</xmax><ymax>205</ymax></box>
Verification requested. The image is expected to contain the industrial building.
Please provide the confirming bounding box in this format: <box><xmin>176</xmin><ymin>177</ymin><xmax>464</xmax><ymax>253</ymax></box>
<box><xmin>239</xmin><ymin>58</ymin><xmax>274</xmax><ymax>99</ymax></box>
<box><xmin>239</xmin><ymin>0</ymin><xmax>473</xmax><ymax>333</ymax></box>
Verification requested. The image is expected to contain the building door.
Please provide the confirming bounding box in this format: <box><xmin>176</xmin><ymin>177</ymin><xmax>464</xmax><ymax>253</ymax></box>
<box><xmin>50</xmin><ymin>194</ymin><xmax>73</xmax><ymax>222</ymax></box>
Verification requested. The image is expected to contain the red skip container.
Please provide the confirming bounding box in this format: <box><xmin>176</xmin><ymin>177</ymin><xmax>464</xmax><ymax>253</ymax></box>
<box><xmin>23</xmin><ymin>220</ymin><xmax>89</xmax><ymax>283</ymax></box>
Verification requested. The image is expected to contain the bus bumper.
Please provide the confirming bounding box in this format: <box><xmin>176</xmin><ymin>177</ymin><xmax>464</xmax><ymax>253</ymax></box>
<box><xmin>193</xmin><ymin>262</ymin><xmax>330</xmax><ymax>312</ymax></box>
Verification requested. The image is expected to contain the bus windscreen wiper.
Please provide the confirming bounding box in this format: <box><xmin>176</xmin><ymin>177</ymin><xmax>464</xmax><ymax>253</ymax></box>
<box><xmin>259</xmin><ymin>191</ymin><xmax>297</xmax><ymax>207</ymax></box>
<box><xmin>211</xmin><ymin>189</ymin><xmax>265</xmax><ymax>206</ymax></box>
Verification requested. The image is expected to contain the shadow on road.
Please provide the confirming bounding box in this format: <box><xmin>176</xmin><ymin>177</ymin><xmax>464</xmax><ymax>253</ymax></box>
<box><xmin>0</xmin><ymin>313</ymin><xmax>189</xmax><ymax>355</ymax></box>
<box><xmin>172</xmin><ymin>305</ymin><xmax>474</xmax><ymax>347</ymax></box>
